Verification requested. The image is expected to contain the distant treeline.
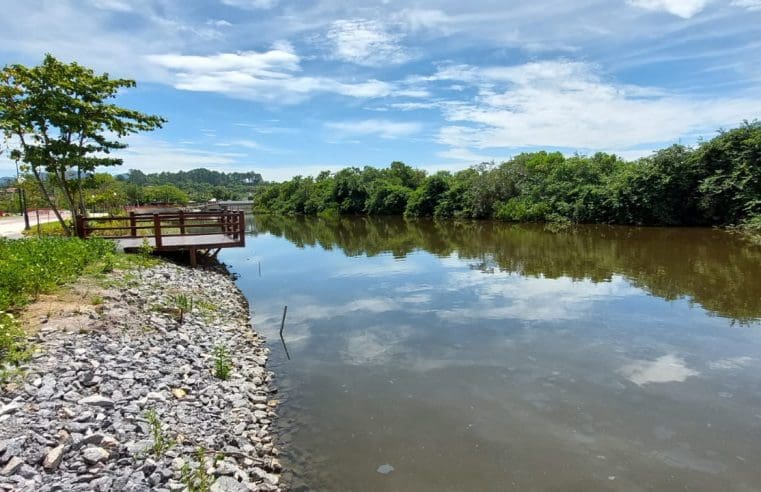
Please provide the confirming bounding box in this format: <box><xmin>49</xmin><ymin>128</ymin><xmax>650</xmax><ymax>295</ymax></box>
<box><xmin>0</xmin><ymin>168</ymin><xmax>265</xmax><ymax>214</ymax></box>
<box><xmin>118</xmin><ymin>168</ymin><xmax>264</xmax><ymax>203</ymax></box>
<box><xmin>254</xmin><ymin>122</ymin><xmax>761</xmax><ymax>227</ymax></box>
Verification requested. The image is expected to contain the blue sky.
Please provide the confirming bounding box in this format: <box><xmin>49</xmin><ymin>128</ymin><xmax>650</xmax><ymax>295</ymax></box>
<box><xmin>1</xmin><ymin>0</ymin><xmax>760</xmax><ymax>180</ymax></box>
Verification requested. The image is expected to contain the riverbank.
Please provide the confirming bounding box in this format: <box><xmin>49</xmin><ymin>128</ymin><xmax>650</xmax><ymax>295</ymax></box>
<box><xmin>0</xmin><ymin>261</ymin><xmax>281</xmax><ymax>491</ymax></box>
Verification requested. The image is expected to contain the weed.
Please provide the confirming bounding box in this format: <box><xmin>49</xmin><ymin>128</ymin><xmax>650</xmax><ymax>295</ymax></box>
<box><xmin>101</xmin><ymin>254</ymin><xmax>116</xmax><ymax>273</ymax></box>
<box><xmin>179</xmin><ymin>447</ymin><xmax>220</xmax><ymax>492</ymax></box>
<box><xmin>171</xmin><ymin>294</ymin><xmax>194</xmax><ymax>323</ymax></box>
<box><xmin>91</xmin><ymin>295</ymin><xmax>104</xmax><ymax>306</ymax></box>
<box><xmin>144</xmin><ymin>408</ymin><xmax>175</xmax><ymax>457</ymax></box>
<box><xmin>0</xmin><ymin>311</ymin><xmax>30</xmax><ymax>382</ymax></box>
<box><xmin>212</xmin><ymin>344</ymin><xmax>232</xmax><ymax>380</ymax></box>
<box><xmin>195</xmin><ymin>299</ymin><xmax>218</xmax><ymax>312</ymax></box>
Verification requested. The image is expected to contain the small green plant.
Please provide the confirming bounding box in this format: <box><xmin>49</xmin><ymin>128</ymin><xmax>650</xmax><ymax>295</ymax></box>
<box><xmin>212</xmin><ymin>344</ymin><xmax>232</xmax><ymax>380</ymax></box>
<box><xmin>144</xmin><ymin>408</ymin><xmax>175</xmax><ymax>457</ymax></box>
<box><xmin>101</xmin><ymin>253</ymin><xmax>116</xmax><ymax>273</ymax></box>
<box><xmin>180</xmin><ymin>448</ymin><xmax>217</xmax><ymax>492</ymax></box>
<box><xmin>171</xmin><ymin>294</ymin><xmax>194</xmax><ymax>323</ymax></box>
<box><xmin>0</xmin><ymin>311</ymin><xmax>30</xmax><ymax>382</ymax></box>
<box><xmin>91</xmin><ymin>295</ymin><xmax>104</xmax><ymax>306</ymax></box>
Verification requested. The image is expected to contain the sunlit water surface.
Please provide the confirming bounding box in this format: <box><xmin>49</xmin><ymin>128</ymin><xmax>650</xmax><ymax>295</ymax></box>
<box><xmin>220</xmin><ymin>216</ymin><xmax>761</xmax><ymax>491</ymax></box>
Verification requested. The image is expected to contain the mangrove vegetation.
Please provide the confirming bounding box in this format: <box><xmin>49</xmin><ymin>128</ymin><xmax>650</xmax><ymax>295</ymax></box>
<box><xmin>254</xmin><ymin>122</ymin><xmax>761</xmax><ymax>229</ymax></box>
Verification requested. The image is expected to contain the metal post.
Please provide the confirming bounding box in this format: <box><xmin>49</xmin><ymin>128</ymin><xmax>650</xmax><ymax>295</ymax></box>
<box><xmin>20</xmin><ymin>188</ymin><xmax>30</xmax><ymax>230</ymax></box>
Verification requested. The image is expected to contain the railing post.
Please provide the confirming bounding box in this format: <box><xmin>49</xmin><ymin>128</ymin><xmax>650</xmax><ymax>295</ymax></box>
<box><xmin>235</xmin><ymin>211</ymin><xmax>244</xmax><ymax>241</ymax></box>
<box><xmin>129</xmin><ymin>211</ymin><xmax>137</xmax><ymax>237</ymax></box>
<box><xmin>179</xmin><ymin>210</ymin><xmax>186</xmax><ymax>235</ymax></box>
<box><xmin>153</xmin><ymin>213</ymin><xmax>163</xmax><ymax>249</ymax></box>
<box><xmin>76</xmin><ymin>215</ymin><xmax>86</xmax><ymax>238</ymax></box>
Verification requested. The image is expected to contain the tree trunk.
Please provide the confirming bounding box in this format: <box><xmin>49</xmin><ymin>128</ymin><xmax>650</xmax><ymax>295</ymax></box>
<box><xmin>29</xmin><ymin>165</ymin><xmax>70</xmax><ymax>236</ymax></box>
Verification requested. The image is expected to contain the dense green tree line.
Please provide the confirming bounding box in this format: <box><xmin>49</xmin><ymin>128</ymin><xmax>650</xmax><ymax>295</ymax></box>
<box><xmin>254</xmin><ymin>122</ymin><xmax>761</xmax><ymax>227</ymax></box>
<box><xmin>118</xmin><ymin>168</ymin><xmax>263</xmax><ymax>203</ymax></box>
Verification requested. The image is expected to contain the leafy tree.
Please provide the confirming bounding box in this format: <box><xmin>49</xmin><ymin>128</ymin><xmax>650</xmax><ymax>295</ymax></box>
<box><xmin>143</xmin><ymin>184</ymin><xmax>189</xmax><ymax>205</ymax></box>
<box><xmin>0</xmin><ymin>54</ymin><xmax>165</xmax><ymax>235</ymax></box>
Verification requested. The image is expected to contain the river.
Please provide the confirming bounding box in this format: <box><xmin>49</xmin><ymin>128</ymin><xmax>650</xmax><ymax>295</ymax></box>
<box><xmin>221</xmin><ymin>215</ymin><xmax>761</xmax><ymax>491</ymax></box>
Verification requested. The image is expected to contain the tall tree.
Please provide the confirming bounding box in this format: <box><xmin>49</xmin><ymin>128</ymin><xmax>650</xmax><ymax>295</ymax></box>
<box><xmin>0</xmin><ymin>54</ymin><xmax>165</xmax><ymax>235</ymax></box>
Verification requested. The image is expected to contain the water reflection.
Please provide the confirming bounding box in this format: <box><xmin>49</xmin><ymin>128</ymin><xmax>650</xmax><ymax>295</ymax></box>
<box><xmin>222</xmin><ymin>215</ymin><xmax>761</xmax><ymax>491</ymax></box>
<box><xmin>249</xmin><ymin>215</ymin><xmax>761</xmax><ymax>322</ymax></box>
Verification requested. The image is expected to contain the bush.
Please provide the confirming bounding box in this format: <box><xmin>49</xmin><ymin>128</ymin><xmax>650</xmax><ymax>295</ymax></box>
<box><xmin>0</xmin><ymin>237</ymin><xmax>114</xmax><ymax>312</ymax></box>
<box><xmin>495</xmin><ymin>197</ymin><xmax>550</xmax><ymax>222</ymax></box>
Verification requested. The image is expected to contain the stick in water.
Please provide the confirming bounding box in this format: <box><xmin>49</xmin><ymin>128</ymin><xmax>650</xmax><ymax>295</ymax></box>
<box><xmin>280</xmin><ymin>305</ymin><xmax>288</xmax><ymax>337</ymax></box>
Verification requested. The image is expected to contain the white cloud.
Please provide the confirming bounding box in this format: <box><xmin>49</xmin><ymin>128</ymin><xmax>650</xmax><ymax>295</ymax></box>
<box><xmin>325</xmin><ymin>119</ymin><xmax>422</xmax><ymax>139</ymax></box>
<box><xmin>436</xmin><ymin>272</ymin><xmax>641</xmax><ymax>322</ymax></box>
<box><xmin>146</xmin><ymin>47</ymin><xmax>394</xmax><ymax>102</ymax></box>
<box><xmin>220</xmin><ymin>0</ymin><xmax>279</xmax><ymax>9</ymax></box>
<box><xmin>619</xmin><ymin>354</ymin><xmax>699</xmax><ymax>385</ymax></box>
<box><xmin>626</xmin><ymin>0</ymin><xmax>710</xmax><ymax>18</ymax></box>
<box><xmin>393</xmin><ymin>9</ymin><xmax>453</xmax><ymax>32</ymax></box>
<box><xmin>436</xmin><ymin>147</ymin><xmax>497</xmax><ymax>164</ymax></box>
<box><xmin>434</xmin><ymin>60</ymin><xmax>761</xmax><ymax>152</ymax></box>
<box><xmin>113</xmin><ymin>135</ymin><xmax>243</xmax><ymax>173</ymax></box>
<box><xmin>326</xmin><ymin>19</ymin><xmax>411</xmax><ymax>66</ymax></box>
<box><xmin>731</xmin><ymin>0</ymin><xmax>761</xmax><ymax>9</ymax></box>
<box><xmin>89</xmin><ymin>0</ymin><xmax>134</xmax><ymax>12</ymax></box>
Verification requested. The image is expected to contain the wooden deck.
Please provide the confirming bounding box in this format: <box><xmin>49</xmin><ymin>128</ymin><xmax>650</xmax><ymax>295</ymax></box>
<box><xmin>115</xmin><ymin>233</ymin><xmax>240</xmax><ymax>250</ymax></box>
<box><xmin>77</xmin><ymin>210</ymin><xmax>246</xmax><ymax>267</ymax></box>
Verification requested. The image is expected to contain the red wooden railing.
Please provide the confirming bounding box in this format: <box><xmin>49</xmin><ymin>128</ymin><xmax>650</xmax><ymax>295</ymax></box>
<box><xmin>75</xmin><ymin>210</ymin><xmax>246</xmax><ymax>248</ymax></box>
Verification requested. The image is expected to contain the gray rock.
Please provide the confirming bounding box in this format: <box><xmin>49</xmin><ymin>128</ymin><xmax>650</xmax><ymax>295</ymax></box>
<box><xmin>0</xmin><ymin>402</ymin><xmax>22</xmax><ymax>416</ymax></box>
<box><xmin>0</xmin><ymin>457</ymin><xmax>24</xmax><ymax>476</ymax></box>
<box><xmin>0</xmin><ymin>436</ymin><xmax>26</xmax><ymax>463</ymax></box>
<box><xmin>81</xmin><ymin>446</ymin><xmax>109</xmax><ymax>464</ymax></box>
<box><xmin>214</xmin><ymin>460</ymin><xmax>240</xmax><ymax>476</ymax></box>
<box><xmin>16</xmin><ymin>464</ymin><xmax>38</xmax><ymax>480</ymax></box>
<box><xmin>78</xmin><ymin>395</ymin><xmax>114</xmax><ymax>408</ymax></box>
<box><xmin>210</xmin><ymin>475</ymin><xmax>249</xmax><ymax>492</ymax></box>
<box><xmin>90</xmin><ymin>476</ymin><xmax>115</xmax><ymax>491</ymax></box>
<box><xmin>42</xmin><ymin>444</ymin><xmax>65</xmax><ymax>471</ymax></box>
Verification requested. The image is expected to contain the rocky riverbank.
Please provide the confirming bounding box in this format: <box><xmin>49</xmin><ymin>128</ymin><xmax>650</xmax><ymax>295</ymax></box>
<box><xmin>0</xmin><ymin>262</ymin><xmax>281</xmax><ymax>491</ymax></box>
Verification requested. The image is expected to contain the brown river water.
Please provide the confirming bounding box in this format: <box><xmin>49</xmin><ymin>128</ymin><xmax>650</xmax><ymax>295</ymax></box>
<box><xmin>221</xmin><ymin>216</ymin><xmax>761</xmax><ymax>491</ymax></box>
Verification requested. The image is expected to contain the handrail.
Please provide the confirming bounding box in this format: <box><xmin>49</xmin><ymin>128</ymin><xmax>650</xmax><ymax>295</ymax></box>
<box><xmin>76</xmin><ymin>210</ymin><xmax>246</xmax><ymax>248</ymax></box>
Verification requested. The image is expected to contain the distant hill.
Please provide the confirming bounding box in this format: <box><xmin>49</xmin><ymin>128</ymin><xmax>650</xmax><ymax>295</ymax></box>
<box><xmin>117</xmin><ymin>168</ymin><xmax>264</xmax><ymax>201</ymax></box>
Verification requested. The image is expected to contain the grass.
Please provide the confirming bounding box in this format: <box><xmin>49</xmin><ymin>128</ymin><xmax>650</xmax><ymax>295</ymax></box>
<box><xmin>0</xmin><ymin>236</ymin><xmax>160</xmax><ymax>372</ymax></box>
<box><xmin>0</xmin><ymin>312</ymin><xmax>30</xmax><ymax>382</ymax></box>
<box><xmin>212</xmin><ymin>344</ymin><xmax>232</xmax><ymax>380</ymax></box>
<box><xmin>180</xmin><ymin>448</ymin><xmax>219</xmax><ymax>492</ymax></box>
<box><xmin>0</xmin><ymin>236</ymin><xmax>115</xmax><ymax>313</ymax></box>
<box><xmin>170</xmin><ymin>293</ymin><xmax>194</xmax><ymax>323</ymax></box>
<box><xmin>145</xmin><ymin>408</ymin><xmax>175</xmax><ymax>458</ymax></box>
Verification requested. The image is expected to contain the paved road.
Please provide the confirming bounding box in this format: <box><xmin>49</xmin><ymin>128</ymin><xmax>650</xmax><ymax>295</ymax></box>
<box><xmin>0</xmin><ymin>211</ymin><xmax>70</xmax><ymax>238</ymax></box>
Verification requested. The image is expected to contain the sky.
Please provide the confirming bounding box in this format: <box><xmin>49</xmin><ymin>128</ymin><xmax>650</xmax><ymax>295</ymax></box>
<box><xmin>0</xmin><ymin>0</ymin><xmax>760</xmax><ymax>181</ymax></box>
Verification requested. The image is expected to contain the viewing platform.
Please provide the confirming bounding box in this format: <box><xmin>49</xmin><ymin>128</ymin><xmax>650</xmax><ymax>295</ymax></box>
<box><xmin>76</xmin><ymin>210</ymin><xmax>245</xmax><ymax>267</ymax></box>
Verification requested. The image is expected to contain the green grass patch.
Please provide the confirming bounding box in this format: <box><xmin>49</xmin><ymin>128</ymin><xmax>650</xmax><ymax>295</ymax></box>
<box><xmin>0</xmin><ymin>236</ymin><xmax>115</xmax><ymax>312</ymax></box>
<box><xmin>0</xmin><ymin>236</ymin><xmax>115</xmax><ymax>370</ymax></box>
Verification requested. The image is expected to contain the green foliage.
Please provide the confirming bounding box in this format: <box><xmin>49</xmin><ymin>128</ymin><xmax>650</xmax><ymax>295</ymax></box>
<box><xmin>0</xmin><ymin>236</ymin><xmax>114</xmax><ymax>312</ymax></box>
<box><xmin>212</xmin><ymin>344</ymin><xmax>232</xmax><ymax>380</ymax></box>
<box><xmin>142</xmin><ymin>184</ymin><xmax>190</xmax><ymax>205</ymax></box>
<box><xmin>180</xmin><ymin>448</ymin><xmax>218</xmax><ymax>492</ymax></box>
<box><xmin>0</xmin><ymin>311</ymin><xmax>30</xmax><ymax>379</ymax></box>
<box><xmin>144</xmin><ymin>408</ymin><xmax>175</xmax><ymax>458</ymax></box>
<box><xmin>0</xmin><ymin>54</ymin><xmax>165</xmax><ymax>234</ymax></box>
<box><xmin>253</xmin><ymin>122</ymin><xmax>761</xmax><ymax>227</ymax></box>
<box><xmin>171</xmin><ymin>293</ymin><xmax>194</xmax><ymax>323</ymax></box>
<box><xmin>118</xmin><ymin>168</ymin><xmax>262</xmax><ymax>203</ymax></box>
